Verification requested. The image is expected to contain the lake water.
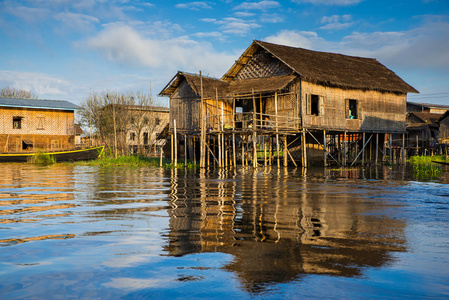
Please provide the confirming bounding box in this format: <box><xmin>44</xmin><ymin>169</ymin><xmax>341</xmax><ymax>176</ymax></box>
<box><xmin>0</xmin><ymin>164</ymin><xmax>448</xmax><ymax>299</ymax></box>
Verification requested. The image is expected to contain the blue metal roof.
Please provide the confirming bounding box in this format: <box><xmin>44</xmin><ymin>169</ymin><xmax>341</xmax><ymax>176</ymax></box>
<box><xmin>0</xmin><ymin>98</ymin><xmax>80</xmax><ymax>111</ymax></box>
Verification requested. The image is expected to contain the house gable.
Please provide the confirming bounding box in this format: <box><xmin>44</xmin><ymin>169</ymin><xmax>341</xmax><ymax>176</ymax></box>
<box><xmin>235</xmin><ymin>48</ymin><xmax>291</xmax><ymax>80</ymax></box>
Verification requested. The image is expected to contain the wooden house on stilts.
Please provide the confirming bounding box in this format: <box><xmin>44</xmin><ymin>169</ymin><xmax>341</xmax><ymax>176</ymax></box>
<box><xmin>159</xmin><ymin>40</ymin><xmax>418</xmax><ymax>167</ymax></box>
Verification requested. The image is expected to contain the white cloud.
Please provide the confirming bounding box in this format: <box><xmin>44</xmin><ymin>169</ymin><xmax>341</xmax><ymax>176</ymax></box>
<box><xmin>214</xmin><ymin>17</ymin><xmax>261</xmax><ymax>35</ymax></box>
<box><xmin>0</xmin><ymin>71</ymin><xmax>73</xmax><ymax>99</ymax></box>
<box><xmin>234</xmin><ymin>1</ymin><xmax>281</xmax><ymax>10</ymax></box>
<box><xmin>54</xmin><ymin>12</ymin><xmax>99</xmax><ymax>31</ymax></box>
<box><xmin>264</xmin><ymin>17</ymin><xmax>449</xmax><ymax>70</ymax></box>
<box><xmin>319</xmin><ymin>15</ymin><xmax>354</xmax><ymax>30</ymax></box>
<box><xmin>82</xmin><ymin>24</ymin><xmax>235</xmax><ymax>74</ymax></box>
<box><xmin>103</xmin><ymin>277</ymin><xmax>172</xmax><ymax>291</ymax></box>
<box><xmin>264</xmin><ymin>30</ymin><xmax>327</xmax><ymax>49</ymax></box>
<box><xmin>260</xmin><ymin>13</ymin><xmax>284</xmax><ymax>23</ymax></box>
<box><xmin>175</xmin><ymin>2</ymin><xmax>213</xmax><ymax>10</ymax></box>
<box><xmin>292</xmin><ymin>0</ymin><xmax>363</xmax><ymax>5</ymax></box>
<box><xmin>234</xmin><ymin>12</ymin><xmax>256</xmax><ymax>17</ymax></box>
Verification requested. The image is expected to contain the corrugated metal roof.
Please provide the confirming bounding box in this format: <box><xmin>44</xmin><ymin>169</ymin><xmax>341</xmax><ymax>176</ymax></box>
<box><xmin>0</xmin><ymin>98</ymin><xmax>80</xmax><ymax>110</ymax></box>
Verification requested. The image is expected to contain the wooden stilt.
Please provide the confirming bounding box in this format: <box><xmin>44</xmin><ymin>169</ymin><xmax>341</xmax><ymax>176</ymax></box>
<box><xmin>323</xmin><ymin>130</ymin><xmax>327</xmax><ymax>167</ymax></box>
<box><xmin>362</xmin><ymin>132</ymin><xmax>365</xmax><ymax>165</ymax></box>
<box><xmin>263</xmin><ymin>136</ymin><xmax>267</xmax><ymax>167</ymax></box>
<box><xmin>275</xmin><ymin>92</ymin><xmax>280</xmax><ymax>167</ymax></box>
<box><xmin>389</xmin><ymin>133</ymin><xmax>394</xmax><ymax>163</ymax></box>
<box><xmin>184</xmin><ymin>134</ymin><xmax>187</xmax><ymax>163</ymax></box>
<box><xmin>171</xmin><ymin>133</ymin><xmax>174</xmax><ymax>164</ymax></box>
<box><xmin>174</xmin><ymin>119</ymin><xmax>177</xmax><ymax>166</ymax></box>
<box><xmin>343</xmin><ymin>131</ymin><xmax>347</xmax><ymax>166</ymax></box>
<box><xmin>375</xmin><ymin>133</ymin><xmax>379</xmax><ymax>165</ymax></box>
<box><xmin>200</xmin><ymin>71</ymin><xmax>206</xmax><ymax>168</ymax></box>
<box><xmin>232</xmin><ymin>97</ymin><xmax>236</xmax><ymax>168</ymax></box>
<box><xmin>284</xmin><ymin>135</ymin><xmax>288</xmax><ymax>167</ymax></box>
<box><xmin>402</xmin><ymin>133</ymin><xmax>406</xmax><ymax>164</ymax></box>
<box><xmin>302</xmin><ymin>128</ymin><xmax>307</xmax><ymax>168</ymax></box>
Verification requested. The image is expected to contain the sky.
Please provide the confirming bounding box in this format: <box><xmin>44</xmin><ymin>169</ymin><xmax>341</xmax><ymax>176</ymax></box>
<box><xmin>1</xmin><ymin>0</ymin><xmax>449</xmax><ymax>107</ymax></box>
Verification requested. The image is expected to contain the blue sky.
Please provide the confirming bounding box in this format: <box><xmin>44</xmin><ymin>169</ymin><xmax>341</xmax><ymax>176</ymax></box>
<box><xmin>1</xmin><ymin>0</ymin><xmax>448</xmax><ymax>106</ymax></box>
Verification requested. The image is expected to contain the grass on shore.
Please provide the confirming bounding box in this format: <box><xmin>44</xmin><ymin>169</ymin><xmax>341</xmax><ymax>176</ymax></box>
<box><xmin>74</xmin><ymin>153</ymin><xmax>198</xmax><ymax>168</ymax></box>
<box><xmin>28</xmin><ymin>150</ymin><xmax>56</xmax><ymax>165</ymax></box>
<box><xmin>407</xmin><ymin>155</ymin><xmax>447</xmax><ymax>180</ymax></box>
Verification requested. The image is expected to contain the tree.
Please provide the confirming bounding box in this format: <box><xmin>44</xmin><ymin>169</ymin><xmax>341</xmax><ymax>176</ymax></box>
<box><xmin>78</xmin><ymin>90</ymin><xmax>160</xmax><ymax>156</ymax></box>
<box><xmin>0</xmin><ymin>87</ymin><xmax>38</xmax><ymax>99</ymax></box>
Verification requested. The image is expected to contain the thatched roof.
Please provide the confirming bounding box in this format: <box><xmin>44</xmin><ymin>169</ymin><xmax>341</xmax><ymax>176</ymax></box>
<box><xmin>222</xmin><ymin>40</ymin><xmax>418</xmax><ymax>94</ymax></box>
<box><xmin>407</xmin><ymin>111</ymin><xmax>441</xmax><ymax>124</ymax></box>
<box><xmin>159</xmin><ymin>71</ymin><xmax>296</xmax><ymax>98</ymax></box>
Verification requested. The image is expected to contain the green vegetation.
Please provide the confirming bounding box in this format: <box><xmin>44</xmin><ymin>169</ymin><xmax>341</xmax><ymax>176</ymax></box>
<box><xmin>74</xmin><ymin>150</ymin><xmax>198</xmax><ymax>168</ymax></box>
<box><xmin>28</xmin><ymin>150</ymin><xmax>56</xmax><ymax>165</ymax></box>
<box><xmin>407</xmin><ymin>155</ymin><xmax>447</xmax><ymax>180</ymax></box>
<box><xmin>408</xmin><ymin>155</ymin><xmax>447</xmax><ymax>165</ymax></box>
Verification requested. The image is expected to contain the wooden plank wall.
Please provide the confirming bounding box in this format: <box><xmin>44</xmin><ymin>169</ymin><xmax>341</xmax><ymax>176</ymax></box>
<box><xmin>300</xmin><ymin>81</ymin><xmax>406</xmax><ymax>132</ymax></box>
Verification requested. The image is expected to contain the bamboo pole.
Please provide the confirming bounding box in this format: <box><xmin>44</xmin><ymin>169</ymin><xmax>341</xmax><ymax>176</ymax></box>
<box><xmin>252</xmin><ymin>89</ymin><xmax>257</xmax><ymax>168</ymax></box>
<box><xmin>302</xmin><ymin>127</ymin><xmax>307</xmax><ymax>168</ymax></box>
<box><xmin>112</xmin><ymin>101</ymin><xmax>118</xmax><ymax>158</ymax></box>
<box><xmin>323</xmin><ymin>130</ymin><xmax>327</xmax><ymax>167</ymax></box>
<box><xmin>200</xmin><ymin>71</ymin><xmax>205</xmax><ymax>168</ymax></box>
<box><xmin>389</xmin><ymin>134</ymin><xmax>392</xmax><ymax>163</ymax></box>
<box><xmin>232</xmin><ymin>97</ymin><xmax>236</xmax><ymax>168</ymax></box>
<box><xmin>283</xmin><ymin>135</ymin><xmax>288</xmax><ymax>167</ymax></box>
<box><xmin>275</xmin><ymin>92</ymin><xmax>280</xmax><ymax>168</ymax></box>
<box><xmin>174</xmin><ymin>119</ymin><xmax>177</xmax><ymax>166</ymax></box>
<box><xmin>343</xmin><ymin>131</ymin><xmax>347</xmax><ymax>166</ymax></box>
<box><xmin>184</xmin><ymin>134</ymin><xmax>187</xmax><ymax>163</ymax></box>
<box><xmin>362</xmin><ymin>132</ymin><xmax>365</xmax><ymax>165</ymax></box>
<box><xmin>375</xmin><ymin>133</ymin><xmax>379</xmax><ymax>165</ymax></box>
<box><xmin>171</xmin><ymin>133</ymin><xmax>174</xmax><ymax>164</ymax></box>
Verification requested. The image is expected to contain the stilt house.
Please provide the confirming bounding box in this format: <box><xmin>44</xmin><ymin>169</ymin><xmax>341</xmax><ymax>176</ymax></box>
<box><xmin>160</xmin><ymin>40</ymin><xmax>418</xmax><ymax>167</ymax></box>
<box><xmin>0</xmin><ymin>98</ymin><xmax>80</xmax><ymax>152</ymax></box>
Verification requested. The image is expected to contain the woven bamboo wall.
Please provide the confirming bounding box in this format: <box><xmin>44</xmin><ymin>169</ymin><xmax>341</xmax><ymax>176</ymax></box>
<box><xmin>0</xmin><ymin>107</ymin><xmax>75</xmax><ymax>135</ymax></box>
<box><xmin>301</xmin><ymin>81</ymin><xmax>406</xmax><ymax>132</ymax></box>
<box><xmin>170</xmin><ymin>81</ymin><xmax>200</xmax><ymax>132</ymax></box>
<box><xmin>0</xmin><ymin>107</ymin><xmax>76</xmax><ymax>152</ymax></box>
<box><xmin>0</xmin><ymin>134</ymin><xmax>75</xmax><ymax>152</ymax></box>
<box><xmin>236</xmin><ymin>49</ymin><xmax>290</xmax><ymax>80</ymax></box>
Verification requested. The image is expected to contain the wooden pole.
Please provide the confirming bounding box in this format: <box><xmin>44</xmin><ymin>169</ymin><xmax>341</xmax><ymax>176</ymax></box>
<box><xmin>402</xmin><ymin>133</ymin><xmax>406</xmax><ymax>164</ymax></box>
<box><xmin>302</xmin><ymin>128</ymin><xmax>307</xmax><ymax>168</ymax></box>
<box><xmin>170</xmin><ymin>133</ymin><xmax>174</xmax><ymax>164</ymax></box>
<box><xmin>362</xmin><ymin>132</ymin><xmax>365</xmax><ymax>165</ymax></box>
<box><xmin>174</xmin><ymin>119</ymin><xmax>177</xmax><ymax>166</ymax></box>
<box><xmin>389</xmin><ymin>133</ymin><xmax>394</xmax><ymax>163</ymax></box>
<box><xmin>200</xmin><ymin>71</ymin><xmax>205</xmax><ymax>168</ymax></box>
<box><xmin>323</xmin><ymin>130</ymin><xmax>327</xmax><ymax>167</ymax></box>
<box><xmin>112</xmin><ymin>101</ymin><xmax>118</xmax><ymax>158</ymax></box>
<box><xmin>283</xmin><ymin>135</ymin><xmax>288</xmax><ymax>167</ymax></box>
<box><xmin>376</xmin><ymin>133</ymin><xmax>379</xmax><ymax>165</ymax></box>
<box><xmin>184</xmin><ymin>134</ymin><xmax>187</xmax><ymax>163</ymax></box>
<box><xmin>232</xmin><ymin>97</ymin><xmax>236</xmax><ymax>168</ymax></box>
<box><xmin>252</xmin><ymin>89</ymin><xmax>257</xmax><ymax>168</ymax></box>
<box><xmin>275</xmin><ymin>92</ymin><xmax>280</xmax><ymax>168</ymax></box>
<box><xmin>343</xmin><ymin>131</ymin><xmax>347</xmax><ymax>166</ymax></box>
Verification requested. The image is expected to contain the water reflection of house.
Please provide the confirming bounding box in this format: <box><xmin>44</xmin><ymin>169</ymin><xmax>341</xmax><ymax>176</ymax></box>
<box><xmin>165</xmin><ymin>172</ymin><xmax>406</xmax><ymax>291</ymax></box>
<box><xmin>0</xmin><ymin>98</ymin><xmax>80</xmax><ymax>152</ymax></box>
<box><xmin>0</xmin><ymin>165</ymin><xmax>76</xmax><ymax>225</ymax></box>
<box><xmin>160</xmin><ymin>40</ymin><xmax>418</xmax><ymax>166</ymax></box>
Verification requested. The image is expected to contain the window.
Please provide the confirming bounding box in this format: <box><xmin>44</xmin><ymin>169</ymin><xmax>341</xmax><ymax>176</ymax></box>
<box><xmin>143</xmin><ymin>132</ymin><xmax>149</xmax><ymax>145</ymax></box>
<box><xmin>306</xmin><ymin>94</ymin><xmax>324</xmax><ymax>116</ymax></box>
<box><xmin>51</xmin><ymin>140</ymin><xmax>59</xmax><ymax>149</ymax></box>
<box><xmin>37</xmin><ymin>117</ymin><xmax>45</xmax><ymax>130</ymax></box>
<box><xmin>155</xmin><ymin>117</ymin><xmax>160</xmax><ymax>126</ymax></box>
<box><xmin>346</xmin><ymin>99</ymin><xmax>360</xmax><ymax>119</ymax></box>
<box><xmin>13</xmin><ymin>116</ymin><xmax>22</xmax><ymax>129</ymax></box>
<box><xmin>130</xmin><ymin>132</ymin><xmax>136</xmax><ymax>141</ymax></box>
